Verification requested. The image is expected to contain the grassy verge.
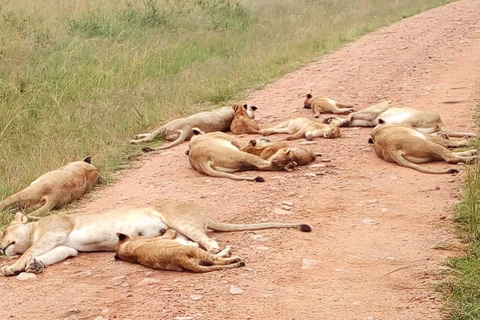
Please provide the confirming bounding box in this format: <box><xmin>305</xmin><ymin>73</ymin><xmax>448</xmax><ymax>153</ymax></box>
<box><xmin>444</xmin><ymin>101</ymin><xmax>480</xmax><ymax>319</ymax></box>
<box><xmin>0</xmin><ymin>0</ymin><xmax>454</xmax><ymax>215</ymax></box>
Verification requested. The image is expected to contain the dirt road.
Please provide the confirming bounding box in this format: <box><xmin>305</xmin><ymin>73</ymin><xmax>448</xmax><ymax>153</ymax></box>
<box><xmin>2</xmin><ymin>1</ymin><xmax>480</xmax><ymax>319</ymax></box>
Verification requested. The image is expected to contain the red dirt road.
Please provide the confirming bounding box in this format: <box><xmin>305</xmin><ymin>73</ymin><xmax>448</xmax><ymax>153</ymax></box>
<box><xmin>2</xmin><ymin>1</ymin><xmax>480</xmax><ymax>319</ymax></box>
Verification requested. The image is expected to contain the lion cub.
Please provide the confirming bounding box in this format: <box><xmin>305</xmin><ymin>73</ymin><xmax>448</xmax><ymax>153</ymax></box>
<box><xmin>114</xmin><ymin>229</ymin><xmax>245</xmax><ymax>273</ymax></box>
<box><xmin>231</xmin><ymin>104</ymin><xmax>260</xmax><ymax>134</ymax></box>
<box><xmin>260</xmin><ymin>117</ymin><xmax>341</xmax><ymax>140</ymax></box>
<box><xmin>241</xmin><ymin>139</ymin><xmax>316</xmax><ymax>171</ymax></box>
<box><xmin>0</xmin><ymin>157</ymin><xmax>99</xmax><ymax>219</ymax></box>
<box><xmin>304</xmin><ymin>93</ymin><xmax>354</xmax><ymax>118</ymax></box>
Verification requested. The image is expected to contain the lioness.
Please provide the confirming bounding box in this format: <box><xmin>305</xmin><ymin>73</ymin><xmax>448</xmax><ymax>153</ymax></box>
<box><xmin>114</xmin><ymin>229</ymin><xmax>245</xmax><ymax>273</ymax></box>
<box><xmin>188</xmin><ymin>130</ymin><xmax>296</xmax><ymax>181</ymax></box>
<box><xmin>303</xmin><ymin>93</ymin><xmax>355</xmax><ymax>117</ymax></box>
<box><xmin>230</xmin><ymin>104</ymin><xmax>260</xmax><ymax>134</ymax></box>
<box><xmin>368</xmin><ymin>124</ymin><xmax>478</xmax><ymax>174</ymax></box>
<box><xmin>260</xmin><ymin>117</ymin><xmax>341</xmax><ymax>140</ymax></box>
<box><xmin>0</xmin><ymin>157</ymin><xmax>99</xmax><ymax>219</ymax></box>
<box><xmin>131</xmin><ymin>105</ymin><xmax>257</xmax><ymax>151</ymax></box>
<box><xmin>0</xmin><ymin>200</ymin><xmax>311</xmax><ymax>275</ymax></box>
<box><xmin>323</xmin><ymin>101</ymin><xmax>475</xmax><ymax>137</ymax></box>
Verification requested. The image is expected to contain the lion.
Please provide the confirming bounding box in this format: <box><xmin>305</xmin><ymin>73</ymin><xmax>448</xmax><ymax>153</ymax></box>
<box><xmin>368</xmin><ymin>124</ymin><xmax>478</xmax><ymax>174</ymax></box>
<box><xmin>240</xmin><ymin>138</ymin><xmax>289</xmax><ymax>159</ymax></box>
<box><xmin>259</xmin><ymin>117</ymin><xmax>341</xmax><ymax>140</ymax></box>
<box><xmin>323</xmin><ymin>101</ymin><xmax>475</xmax><ymax>137</ymax></box>
<box><xmin>114</xmin><ymin>229</ymin><xmax>245</xmax><ymax>273</ymax></box>
<box><xmin>187</xmin><ymin>130</ymin><xmax>296</xmax><ymax>181</ymax></box>
<box><xmin>230</xmin><ymin>104</ymin><xmax>260</xmax><ymax>134</ymax></box>
<box><xmin>0</xmin><ymin>200</ymin><xmax>311</xmax><ymax>275</ymax></box>
<box><xmin>303</xmin><ymin>92</ymin><xmax>355</xmax><ymax>118</ymax></box>
<box><xmin>0</xmin><ymin>157</ymin><xmax>99</xmax><ymax>219</ymax></box>
<box><xmin>241</xmin><ymin>139</ymin><xmax>316</xmax><ymax>171</ymax></box>
<box><xmin>130</xmin><ymin>105</ymin><xmax>257</xmax><ymax>151</ymax></box>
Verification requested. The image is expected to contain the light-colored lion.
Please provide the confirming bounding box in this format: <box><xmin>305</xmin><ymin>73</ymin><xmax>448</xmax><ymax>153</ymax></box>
<box><xmin>323</xmin><ymin>101</ymin><xmax>475</xmax><ymax>137</ymax></box>
<box><xmin>369</xmin><ymin>124</ymin><xmax>478</xmax><ymax>174</ymax></box>
<box><xmin>187</xmin><ymin>130</ymin><xmax>296</xmax><ymax>181</ymax></box>
<box><xmin>131</xmin><ymin>105</ymin><xmax>257</xmax><ymax>151</ymax></box>
<box><xmin>260</xmin><ymin>117</ymin><xmax>341</xmax><ymax>140</ymax></box>
<box><xmin>0</xmin><ymin>200</ymin><xmax>311</xmax><ymax>275</ymax></box>
<box><xmin>230</xmin><ymin>104</ymin><xmax>260</xmax><ymax>134</ymax></box>
<box><xmin>114</xmin><ymin>229</ymin><xmax>245</xmax><ymax>273</ymax></box>
<box><xmin>303</xmin><ymin>93</ymin><xmax>354</xmax><ymax>118</ymax></box>
<box><xmin>0</xmin><ymin>157</ymin><xmax>99</xmax><ymax>219</ymax></box>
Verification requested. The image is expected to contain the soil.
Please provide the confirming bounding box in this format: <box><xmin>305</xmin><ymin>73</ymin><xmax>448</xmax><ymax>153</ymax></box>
<box><xmin>2</xmin><ymin>1</ymin><xmax>480</xmax><ymax>319</ymax></box>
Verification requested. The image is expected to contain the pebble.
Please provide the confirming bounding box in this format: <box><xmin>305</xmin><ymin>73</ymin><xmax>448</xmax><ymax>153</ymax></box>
<box><xmin>273</xmin><ymin>207</ymin><xmax>293</xmax><ymax>215</ymax></box>
<box><xmin>190</xmin><ymin>294</ymin><xmax>203</xmax><ymax>301</ymax></box>
<box><xmin>173</xmin><ymin>317</ymin><xmax>194</xmax><ymax>320</ymax></box>
<box><xmin>255</xmin><ymin>246</ymin><xmax>270</xmax><ymax>251</ymax></box>
<box><xmin>112</xmin><ymin>275</ymin><xmax>125</xmax><ymax>282</ymax></box>
<box><xmin>309</xmin><ymin>164</ymin><xmax>326</xmax><ymax>168</ymax></box>
<box><xmin>75</xmin><ymin>270</ymin><xmax>93</xmax><ymax>277</ymax></box>
<box><xmin>16</xmin><ymin>272</ymin><xmax>37</xmax><ymax>280</ymax></box>
<box><xmin>134</xmin><ymin>278</ymin><xmax>161</xmax><ymax>287</ymax></box>
<box><xmin>93</xmin><ymin>317</ymin><xmax>105</xmax><ymax>320</ymax></box>
<box><xmin>281</xmin><ymin>205</ymin><xmax>291</xmax><ymax>211</ymax></box>
<box><xmin>282</xmin><ymin>201</ymin><xmax>294</xmax><ymax>206</ymax></box>
<box><xmin>381</xmin><ymin>208</ymin><xmax>388</xmax><ymax>213</ymax></box>
<box><xmin>304</xmin><ymin>173</ymin><xmax>317</xmax><ymax>178</ymax></box>
<box><xmin>229</xmin><ymin>285</ymin><xmax>244</xmax><ymax>295</ymax></box>
<box><xmin>302</xmin><ymin>259</ymin><xmax>320</xmax><ymax>269</ymax></box>
<box><xmin>299</xmin><ymin>141</ymin><xmax>317</xmax><ymax>145</ymax></box>
<box><xmin>362</xmin><ymin>218</ymin><xmax>378</xmax><ymax>225</ymax></box>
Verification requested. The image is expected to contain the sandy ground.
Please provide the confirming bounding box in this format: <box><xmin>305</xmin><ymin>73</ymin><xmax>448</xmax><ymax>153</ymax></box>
<box><xmin>2</xmin><ymin>0</ymin><xmax>480</xmax><ymax>319</ymax></box>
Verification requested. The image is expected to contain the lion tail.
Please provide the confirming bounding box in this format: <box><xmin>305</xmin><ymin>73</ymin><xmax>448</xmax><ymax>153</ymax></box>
<box><xmin>206</xmin><ymin>217</ymin><xmax>311</xmax><ymax>232</ymax></box>
<box><xmin>0</xmin><ymin>190</ymin><xmax>26</xmax><ymax>213</ymax></box>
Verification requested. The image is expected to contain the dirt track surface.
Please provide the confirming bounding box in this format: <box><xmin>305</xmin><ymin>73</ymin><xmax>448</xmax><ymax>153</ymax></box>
<box><xmin>2</xmin><ymin>1</ymin><xmax>480</xmax><ymax>319</ymax></box>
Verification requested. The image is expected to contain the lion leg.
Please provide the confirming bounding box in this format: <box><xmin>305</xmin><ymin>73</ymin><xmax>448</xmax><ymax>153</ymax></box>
<box><xmin>313</xmin><ymin>106</ymin><xmax>323</xmax><ymax>118</ymax></box>
<box><xmin>285</xmin><ymin>129</ymin><xmax>307</xmax><ymax>140</ymax></box>
<box><xmin>130</xmin><ymin>126</ymin><xmax>167</xmax><ymax>144</ymax></box>
<box><xmin>197</xmin><ymin>249</ymin><xmax>243</xmax><ymax>266</ymax></box>
<box><xmin>454</xmin><ymin>149</ymin><xmax>478</xmax><ymax>157</ymax></box>
<box><xmin>259</xmin><ymin>121</ymin><xmax>291</xmax><ymax>136</ymax></box>
<box><xmin>25</xmin><ymin>197</ymin><xmax>58</xmax><ymax>219</ymax></box>
<box><xmin>170</xmin><ymin>224</ymin><xmax>221</xmax><ymax>253</ymax></box>
<box><xmin>27</xmin><ymin>246</ymin><xmax>79</xmax><ymax>273</ymax></box>
<box><xmin>174</xmin><ymin>233</ymin><xmax>200</xmax><ymax>248</ymax></box>
<box><xmin>142</xmin><ymin>128</ymin><xmax>190</xmax><ymax>152</ymax></box>
<box><xmin>332</xmin><ymin>107</ymin><xmax>355</xmax><ymax>115</ymax></box>
<box><xmin>428</xmin><ymin>143</ymin><xmax>477</xmax><ymax>164</ymax></box>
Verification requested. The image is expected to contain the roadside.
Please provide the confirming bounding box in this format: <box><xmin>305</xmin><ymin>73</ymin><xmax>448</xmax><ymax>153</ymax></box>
<box><xmin>1</xmin><ymin>1</ymin><xmax>480</xmax><ymax>319</ymax></box>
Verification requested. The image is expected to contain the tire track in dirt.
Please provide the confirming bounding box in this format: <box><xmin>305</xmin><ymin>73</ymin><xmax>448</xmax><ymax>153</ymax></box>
<box><xmin>1</xmin><ymin>1</ymin><xmax>480</xmax><ymax>319</ymax></box>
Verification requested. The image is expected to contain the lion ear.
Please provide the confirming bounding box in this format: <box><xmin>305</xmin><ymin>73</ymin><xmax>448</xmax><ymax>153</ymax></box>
<box><xmin>192</xmin><ymin>128</ymin><xmax>203</xmax><ymax>135</ymax></box>
<box><xmin>368</xmin><ymin>138</ymin><xmax>374</xmax><ymax>144</ymax></box>
<box><xmin>116</xmin><ymin>233</ymin><xmax>130</xmax><ymax>242</ymax></box>
<box><xmin>83</xmin><ymin>156</ymin><xmax>92</xmax><ymax>164</ymax></box>
<box><xmin>12</xmin><ymin>212</ymin><xmax>28</xmax><ymax>224</ymax></box>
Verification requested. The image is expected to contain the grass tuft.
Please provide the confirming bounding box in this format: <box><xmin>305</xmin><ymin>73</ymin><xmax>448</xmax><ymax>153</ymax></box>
<box><xmin>443</xmin><ymin>98</ymin><xmax>480</xmax><ymax>320</ymax></box>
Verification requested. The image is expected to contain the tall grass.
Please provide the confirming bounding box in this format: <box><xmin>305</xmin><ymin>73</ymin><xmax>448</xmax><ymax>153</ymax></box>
<box><xmin>0</xmin><ymin>0</ymin><xmax>453</xmax><ymax>200</ymax></box>
<box><xmin>444</xmin><ymin>113</ymin><xmax>480</xmax><ymax>319</ymax></box>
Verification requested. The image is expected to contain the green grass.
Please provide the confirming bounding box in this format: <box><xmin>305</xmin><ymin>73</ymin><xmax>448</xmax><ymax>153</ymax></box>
<box><xmin>0</xmin><ymin>0</ymin><xmax>454</xmax><ymax>217</ymax></box>
<box><xmin>443</xmin><ymin>120</ymin><xmax>480</xmax><ymax>319</ymax></box>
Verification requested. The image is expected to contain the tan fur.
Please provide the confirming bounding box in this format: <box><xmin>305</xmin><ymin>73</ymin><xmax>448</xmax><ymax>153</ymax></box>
<box><xmin>188</xmin><ymin>130</ymin><xmax>295</xmax><ymax>181</ymax></box>
<box><xmin>241</xmin><ymin>141</ymin><xmax>316</xmax><ymax>171</ymax></box>
<box><xmin>323</xmin><ymin>101</ymin><xmax>475</xmax><ymax>137</ymax></box>
<box><xmin>0</xmin><ymin>158</ymin><xmax>99</xmax><ymax>219</ymax></box>
<box><xmin>260</xmin><ymin>117</ymin><xmax>341</xmax><ymax>141</ymax></box>
<box><xmin>369</xmin><ymin>124</ymin><xmax>478</xmax><ymax>174</ymax></box>
<box><xmin>130</xmin><ymin>105</ymin><xmax>257</xmax><ymax>151</ymax></box>
<box><xmin>0</xmin><ymin>200</ymin><xmax>311</xmax><ymax>275</ymax></box>
<box><xmin>230</xmin><ymin>104</ymin><xmax>260</xmax><ymax>134</ymax></box>
<box><xmin>114</xmin><ymin>229</ymin><xmax>244</xmax><ymax>272</ymax></box>
<box><xmin>240</xmin><ymin>139</ymin><xmax>289</xmax><ymax>159</ymax></box>
<box><xmin>304</xmin><ymin>93</ymin><xmax>355</xmax><ymax>117</ymax></box>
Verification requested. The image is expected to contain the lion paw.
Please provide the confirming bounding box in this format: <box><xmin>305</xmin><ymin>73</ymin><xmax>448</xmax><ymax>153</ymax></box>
<box><xmin>26</xmin><ymin>259</ymin><xmax>44</xmax><ymax>274</ymax></box>
<box><xmin>1</xmin><ymin>265</ymin><xmax>16</xmax><ymax>276</ymax></box>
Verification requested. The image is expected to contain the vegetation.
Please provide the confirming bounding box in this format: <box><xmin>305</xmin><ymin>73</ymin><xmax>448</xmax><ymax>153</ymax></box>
<box><xmin>444</xmin><ymin>111</ymin><xmax>480</xmax><ymax>320</ymax></box>
<box><xmin>0</xmin><ymin>0</ymin><xmax>453</xmax><ymax>210</ymax></box>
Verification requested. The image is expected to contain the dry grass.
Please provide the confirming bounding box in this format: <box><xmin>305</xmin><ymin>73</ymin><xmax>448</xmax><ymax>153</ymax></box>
<box><xmin>0</xmin><ymin>0</ymin><xmax>453</xmax><ymax>200</ymax></box>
